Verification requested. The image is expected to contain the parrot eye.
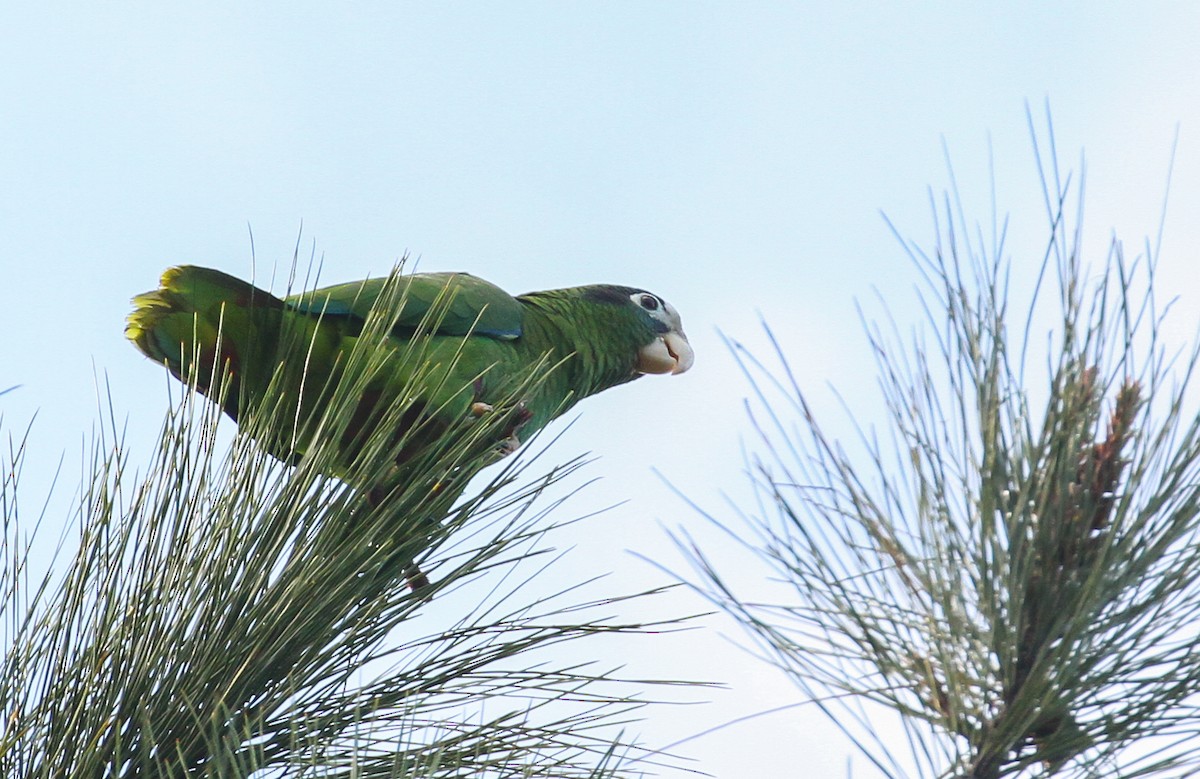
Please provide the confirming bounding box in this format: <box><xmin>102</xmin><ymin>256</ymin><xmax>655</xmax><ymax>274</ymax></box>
<box><xmin>638</xmin><ymin>294</ymin><xmax>660</xmax><ymax>312</ymax></box>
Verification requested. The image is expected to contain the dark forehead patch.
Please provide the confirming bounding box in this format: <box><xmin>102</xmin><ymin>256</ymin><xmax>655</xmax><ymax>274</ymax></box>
<box><xmin>583</xmin><ymin>285</ymin><xmax>644</xmax><ymax>305</ymax></box>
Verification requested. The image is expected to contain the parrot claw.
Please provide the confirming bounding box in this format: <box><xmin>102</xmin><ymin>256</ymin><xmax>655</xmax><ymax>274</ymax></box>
<box><xmin>498</xmin><ymin>433</ymin><xmax>522</xmax><ymax>456</ymax></box>
<box><xmin>494</xmin><ymin>402</ymin><xmax>533</xmax><ymax>457</ymax></box>
<box><xmin>469</xmin><ymin>397</ymin><xmax>533</xmax><ymax>458</ymax></box>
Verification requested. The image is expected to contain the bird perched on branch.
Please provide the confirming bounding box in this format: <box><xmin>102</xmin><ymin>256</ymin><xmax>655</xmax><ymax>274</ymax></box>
<box><xmin>126</xmin><ymin>265</ymin><xmax>693</xmax><ymax>588</ymax></box>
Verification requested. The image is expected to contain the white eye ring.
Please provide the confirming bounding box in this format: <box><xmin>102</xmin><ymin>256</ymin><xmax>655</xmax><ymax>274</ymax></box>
<box><xmin>639</xmin><ymin>294</ymin><xmax>660</xmax><ymax>311</ymax></box>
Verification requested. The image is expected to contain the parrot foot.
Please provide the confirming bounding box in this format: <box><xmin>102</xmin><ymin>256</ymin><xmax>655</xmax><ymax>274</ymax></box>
<box><xmin>495</xmin><ymin>403</ymin><xmax>534</xmax><ymax>456</ymax></box>
<box><xmin>498</xmin><ymin>433</ymin><xmax>522</xmax><ymax>456</ymax></box>
<box><xmin>469</xmin><ymin>395</ymin><xmax>533</xmax><ymax>458</ymax></box>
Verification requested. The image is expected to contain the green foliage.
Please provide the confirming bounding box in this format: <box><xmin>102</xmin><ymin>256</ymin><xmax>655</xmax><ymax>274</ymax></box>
<box><xmin>1</xmin><ymin>268</ymin><xmax>676</xmax><ymax>778</ymax></box>
<box><xmin>681</xmin><ymin>142</ymin><xmax>1200</xmax><ymax>777</ymax></box>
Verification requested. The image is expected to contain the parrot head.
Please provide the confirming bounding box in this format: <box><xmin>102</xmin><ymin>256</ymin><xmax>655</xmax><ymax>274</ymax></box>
<box><xmin>624</xmin><ymin>289</ymin><xmax>694</xmax><ymax>376</ymax></box>
<box><xmin>569</xmin><ymin>285</ymin><xmax>694</xmax><ymax>377</ymax></box>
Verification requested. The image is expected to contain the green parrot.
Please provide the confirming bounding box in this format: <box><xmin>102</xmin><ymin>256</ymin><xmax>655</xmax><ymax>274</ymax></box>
<box><xmin>126</xmin><ymin>265</ymin><xmax>693</xmax><ymax>587</ymax></box>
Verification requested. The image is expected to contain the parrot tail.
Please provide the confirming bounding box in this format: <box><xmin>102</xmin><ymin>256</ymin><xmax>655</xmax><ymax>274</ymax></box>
<box><xmin>126</xmin><ymin>265</ymin><xmax>284</xmax><ymax>406</ymax></box>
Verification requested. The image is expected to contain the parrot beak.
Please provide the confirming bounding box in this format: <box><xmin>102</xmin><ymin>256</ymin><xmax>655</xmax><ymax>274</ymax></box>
<box><xmin>636</xmin><ymin>331</ymin><xmax>694</xmax><ymax>375</ymax></box>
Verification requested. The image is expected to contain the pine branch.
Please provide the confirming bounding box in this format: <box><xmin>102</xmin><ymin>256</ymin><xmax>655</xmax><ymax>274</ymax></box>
<box><xmin>678</xmin><ymin>129</ymin><xmax>1200</xmax><ymax>778</ymax></box>
<box><xmin>1</xmin><ymin>269</ymin><xmax>686</xmax><ymax>778</ymax></box>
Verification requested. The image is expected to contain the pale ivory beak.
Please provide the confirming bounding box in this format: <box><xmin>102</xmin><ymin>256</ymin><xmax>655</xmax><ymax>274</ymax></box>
<box><xmin>636</xmin><ymin>332</ymin><xmax>694</xmax><ymax>375</ymax></box>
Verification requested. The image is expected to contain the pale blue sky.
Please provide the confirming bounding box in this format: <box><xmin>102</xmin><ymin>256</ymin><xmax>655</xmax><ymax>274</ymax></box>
<box><xmin>5</xmin><ymin>3</ymin><xmax>1200</xmax><ymax>776</ymax></box>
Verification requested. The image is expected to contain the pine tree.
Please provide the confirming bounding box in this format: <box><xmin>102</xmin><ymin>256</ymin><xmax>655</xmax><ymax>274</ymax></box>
<box><xmin>1</xmin><ymin>267</ymin><xmax>679</xmax><ymax>778</ymax></box>
<box><xmin>682</xmin><ymin>125</ymin><xmax>1200</xmax><ymax>777</ymax></box>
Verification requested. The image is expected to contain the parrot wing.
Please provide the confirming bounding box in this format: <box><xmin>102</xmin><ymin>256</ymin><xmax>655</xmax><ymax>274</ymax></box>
<box><xmin>285</xmin><ymin>272</ymin><xmax>523</xmax><ymax>340</ymax></box>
